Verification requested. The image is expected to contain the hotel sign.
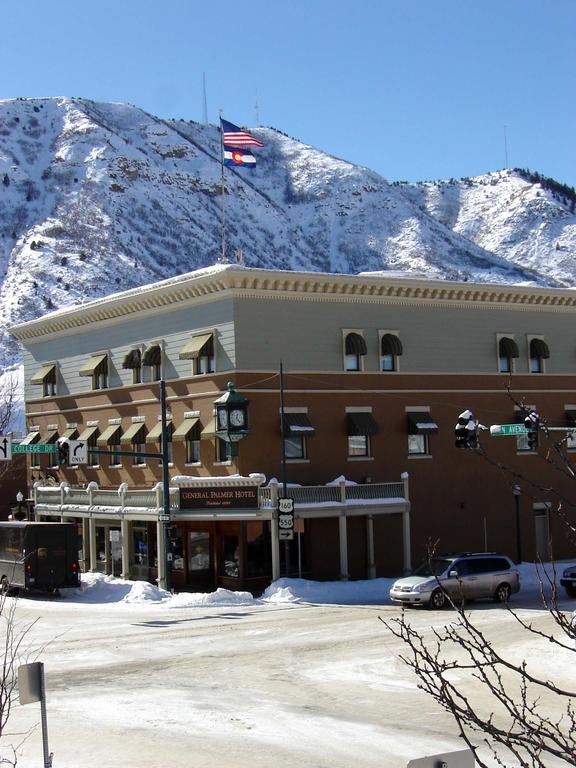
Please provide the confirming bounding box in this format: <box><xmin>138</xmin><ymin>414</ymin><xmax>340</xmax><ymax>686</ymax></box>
<box><xmin>179</xmin><ymin>486</ymin><xmax>259</xmax><ymax>510</ymax></box>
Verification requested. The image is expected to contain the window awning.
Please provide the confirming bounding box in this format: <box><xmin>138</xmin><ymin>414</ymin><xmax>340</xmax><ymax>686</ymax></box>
<box><xmin>30</xmin><ymin>364</ymin><xmax>56</xmax><ymax>385</ymax></box>
<box><xmin>78</xmin><ymin>425</ymin><xmax>99</xmax><ymax>443</ymax></box>
<box><xmin>407</xmin><ymin>412</ymin><xmax>438</xmax><ymax>434</ymax></box>
<box><xmin>120</xmin><ymin>423</ymin><xmax>147</xmax><ymax>445</ymax></box>
<box><xmin>20</xmin><ymin>431</ymin><xmax>41</xmax><ymax>446</ymax></box>
<box><xmin>499</xmin><ymin>337</ymin><xmax>519</xmax><ymax>358</ymax></box>
<box><xmin>345</xmin><ymin>332</ymin><xmax>367</xmax><ymax>356</ymax></box>
<box><xmin>61</xmin><ymin>428</ymin><xmax>78</xmax><ymax>440</ymax></box>
<box><xmin>179</xmin><ymin>333</ymin><xmax>213</xmax><ymax>360</ymax></box>
<box><xmin>172</xmin><ymin>417</ymin><xmax>200</xmax><ymax>442</ymax></box>
<box><xmin>142</xmin><ymin>345</ymin><xmax>161</xmax><ymax>366</ymax></box>
<box><xmin>347</xmin><ymin>412</ymin><xmax>379</xmax><ymax>436</ymax></box>
<box><xmin>145</xmin><ymin>421</ymin><xmax>174</xmax><ymax>443</ymax></box>
<box><xmin>79</xmin><ymin>354</ymin><xmax>108</xmax><ymax>377</ymax></box>
<box><xmin>530</xmin><ymin>338</ymin><xmax>550</xmax><ymax>359</ymax></box>
<box><xmin>201</xmin><ymin>418</ymin><xmax>217</xmax><ymax>439</ymax></box>
<box><xmin>38</xmin><ymin>430</ymin><xmax>59</xmax><ymax>445</ymax></box>
<box><xmin>381</xmin><ymin>334</ymin><xmax>403</xmax><ymax>356</ymax></box>
<box><xmin>282</xmin><ymin>413</ymin><xmax>315</xmax><ymax>434</ymax></box>
<box><xmin>122</xmin><ymin>349</ymin><xmax>141</xmax><ymax>369</ymax></box>
<box><xmin>96</xmin><ymin>424</ymin><xmax>122</xmax><ymax>446</ymax></box>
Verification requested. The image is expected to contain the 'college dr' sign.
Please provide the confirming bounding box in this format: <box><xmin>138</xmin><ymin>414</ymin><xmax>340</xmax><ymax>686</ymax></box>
<box><xmin>179</xmin><ymin>486</ymin><xmax>259</xmax><ymax>510</ymax></box>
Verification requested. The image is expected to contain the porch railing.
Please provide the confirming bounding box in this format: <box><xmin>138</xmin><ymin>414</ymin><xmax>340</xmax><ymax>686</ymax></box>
<box><xmin>35</xmin><ymin>481</ymin><xmax>405</xmax><ymax>511</ymax></box>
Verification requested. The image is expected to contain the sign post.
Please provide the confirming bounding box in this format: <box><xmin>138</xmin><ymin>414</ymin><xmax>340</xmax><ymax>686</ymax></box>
<box><xmin>18</xmin><ymin>662</ymin><xmax>53</xmax><ymax>768</ymax></box>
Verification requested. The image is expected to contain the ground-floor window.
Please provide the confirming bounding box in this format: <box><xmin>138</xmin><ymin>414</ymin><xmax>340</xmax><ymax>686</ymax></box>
<box><xmin>133</xmin><ymin>526</ymin><xmax>148</xmax><ymax>567</ymax></box>
<box><xmin>221</xmin><ymin>534</ymin><xmax>239</xmax><ymax>577</ymax></box>
<box><xmin>170</xmin><ymin>526</ymin><xmax>185</xmax><ymax>571</ymax></box>
<box><xmin>246</xmin><ymin>522</ymin><xmax>271</xmax><ymax>578</ymax></box>
<box><xmin>188</xmin><ymin>531</ymin><xmax>211</xmax><ymax>574</ymax></box>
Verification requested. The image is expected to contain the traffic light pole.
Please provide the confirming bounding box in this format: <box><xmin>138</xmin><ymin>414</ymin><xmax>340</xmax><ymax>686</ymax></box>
<box><xmin>160</xmin><ymin>380</ymin><xmax>171</xmax><ymax>592</ymax></box>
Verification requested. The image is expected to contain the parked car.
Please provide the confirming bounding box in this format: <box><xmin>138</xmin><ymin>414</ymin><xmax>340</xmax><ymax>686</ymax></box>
<box><xmin>560</xmin><ymin>565</ymin><xmax>576</xmax><ymax>598</ymax></box>
<box><xmin>389</xmin><ymin>552</ymin><xmax>520</xmax><ymax>609</ymax></box>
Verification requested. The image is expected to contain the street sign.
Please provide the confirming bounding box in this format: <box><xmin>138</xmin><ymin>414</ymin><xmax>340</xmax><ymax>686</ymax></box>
<box><xmin>13</xmin><ymin>443</ymin><xmax>57</xmax><ymax>454</ymax></box>
<box><xmin>158</xmin><ymin>514</ymin><xmax>171</xmax><ymax>523</ymax></box>
<box><xmin>278</xmin><ymin>497</ymin><xmax>294</xmax><ymax>540</ymax></box>
<box><xmin>0</xmin><ymin>435</ymin><xmax>12</xmax><ymax>461</ymax></box>
<box><xmin>68</xmin><ymin>440</ymin><xmax>87</xmax><ymax>465</ymax></box>
<box><xmin>490</xmin><ymin>423</ymin><xmax>529</xmax><ymax>436</ymax></box>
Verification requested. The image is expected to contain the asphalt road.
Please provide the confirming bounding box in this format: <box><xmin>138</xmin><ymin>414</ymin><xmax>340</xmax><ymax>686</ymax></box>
<box><xmin>4</xmin><ymin>593</ymin><xmax>574</xmax><ymax>768</ymax></box>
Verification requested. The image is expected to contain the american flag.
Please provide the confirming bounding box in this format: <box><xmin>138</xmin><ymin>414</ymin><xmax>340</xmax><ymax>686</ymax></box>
<box><xmin>221</xmin><ymin>118</ymin><xmax>264</xmax><ymax>148</ymax></box>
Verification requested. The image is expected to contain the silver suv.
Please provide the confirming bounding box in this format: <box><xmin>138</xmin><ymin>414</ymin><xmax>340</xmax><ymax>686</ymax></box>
<box><xmin>389</xmin><ymin>553</ymin><xmax>520</xmax><ymax>609</ymax></box>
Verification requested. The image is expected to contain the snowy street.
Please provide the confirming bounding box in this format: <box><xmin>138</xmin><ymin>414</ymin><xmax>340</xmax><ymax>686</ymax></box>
<box><xmin>3</xmin><ymin>569</ymin><xmax>575</xmax><ymax>768</ymax></box>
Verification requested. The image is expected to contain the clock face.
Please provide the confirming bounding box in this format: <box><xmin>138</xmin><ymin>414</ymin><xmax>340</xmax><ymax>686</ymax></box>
<box><xmin>229</xmin><ymin>409</ymin><xmax>245</xmax><ymax>428</ymax></box>
<box><xmin>217</xmin><ymin>409</ymin><xmax>229</xmax><ymax>428</ymax></box>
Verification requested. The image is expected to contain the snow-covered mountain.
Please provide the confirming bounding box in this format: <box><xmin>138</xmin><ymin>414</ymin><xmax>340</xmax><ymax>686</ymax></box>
<box><xmin>1</xmin><ymin>96</ymin><xmax>575</xmax><ymax>370</ymax></box>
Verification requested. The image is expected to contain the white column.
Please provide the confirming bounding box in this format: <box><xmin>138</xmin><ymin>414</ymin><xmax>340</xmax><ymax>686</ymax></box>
<box><xmin>271</xmin><ymin>513</ymin><xmax>280</xmax><ymax>582</ymax></box>
<box><xmin>339</xmin><ymin>513</ymin><xmax>349</xmax><ymax>581</ymax></box>
<box><xmin>366</xmin><ymin>514</ymin><xmax>376</xmax><ymax>579</ymax></box>
<box><xmin>88</xmin><ymin>517</ymin><xmax>97</xmax><ymax>572</ymax></box>
<box><xmin>401</xmin><ymin>472</ymin><xmax>412</xmax><ymax>573</ymax></box>
<box><xmin>121</xmin><ymin>518</ymin><xmax>130</xmax><ymax>580</ymax></box>
<box><xmin>402</xmin><ymin>506</ymin><xmax>412</xmax><ymax>574</ymax></box>
<box><xmin>157</xmin><ymin>520</ymin><xmax>166</xmax><ymax>590</ymax></box>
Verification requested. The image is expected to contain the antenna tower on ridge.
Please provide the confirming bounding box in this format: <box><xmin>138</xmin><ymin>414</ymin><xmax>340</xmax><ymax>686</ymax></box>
<box><xmin>202</xmin><ymin>72</ymin><xmax>208</xmax><ymax>125</ymax></box>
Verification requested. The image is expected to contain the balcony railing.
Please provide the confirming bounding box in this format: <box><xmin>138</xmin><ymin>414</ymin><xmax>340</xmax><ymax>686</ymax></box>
<box><xmin>35</xmin><ymin>481</ymin><xmax>406</xmax><ymax>512</ymax></box>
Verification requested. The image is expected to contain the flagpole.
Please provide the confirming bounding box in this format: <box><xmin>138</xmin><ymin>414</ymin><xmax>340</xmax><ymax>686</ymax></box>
<box><xmin>219</xmin><ymin>112</ymin><xmax>226</xmax><ymax>263</ymax></box>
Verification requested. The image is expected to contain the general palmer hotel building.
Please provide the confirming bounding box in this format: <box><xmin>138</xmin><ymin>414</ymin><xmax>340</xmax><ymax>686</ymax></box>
<box><xmin>11</xmin><ymin>264</ymin><xmax>576</xmax><ymax>593</ymax></box>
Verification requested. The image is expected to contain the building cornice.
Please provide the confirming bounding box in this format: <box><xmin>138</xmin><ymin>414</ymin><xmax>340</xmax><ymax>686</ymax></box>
<box><xmin>11</xmin><ymin>265</ymin><xmax>576</xmax><ymax>342</ymax></box>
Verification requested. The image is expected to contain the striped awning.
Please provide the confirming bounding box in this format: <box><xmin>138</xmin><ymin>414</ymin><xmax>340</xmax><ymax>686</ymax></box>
<box><xmin>78</xmin><ymin>425</ymin><xmax>99</xmax><ymax>443</ymax></box>
<box><xmin>381</xmin><ymin>334</ymin><xmax>403</xmax><ymax>356</ymax></box>
<box><xmin>179</xmin><ymin>333</ymin><xmax>213</xmax><ymax>360</ymax></box>
<box><xmin>345</xmin><ymin>332</ymin><xmax>367</xmax><ymax>356</ymax></box>
<box><xmin>530</xmin><ymin>338</ymin><xmax>550</xmax><ymax>359</ymax></box>
<box><xmin>79</xmin><ymin>354</ymin><xmax>108</xmax><ymax>377</ymax></box>
<box><xmin>146</xmin><ymin>421</ymin><xmax>173</xmax><ymax>443</ymax></box>
<box><xmin>20</xmin><ymin>431</ymin><xmax>41</xmax><ymax>446</ymax></box>
<box><xmin>499</xmin><ymin>337</ymin><xmax>519</xmax><ymax>358</ymax></box>
<box><xmin>407</xmin><ymin>412</ymin><xmax>438</xmax><ymax>434</ymax></box>
<box><xmin>172</xmin><ymin>417</ymin><xmax>200</xmax><ymax>442</ymax></box>
<box><xmin>347</xmin><ymin>412</ymin><xmax>379</xmax><ymax>436</ymax></box>
<box><xmin>38</xmin><ymin>430</ymin><xmax>59</xmax><ymax>445</ymax></box>
<box><xmin>120</xmin><ymin>423</ymin><xmax>147</xmax><ymax>445</ymax></box>
<box><xmin>201</xmin><ymin>418</ymin><xmax>217</xmax><ymax>439</ymax></box>
<box><xmin>30</xmin><ymin>364</ymin><xmax>56</xmax><ymax>385</ymax></box>
<box><xmin>142</xmin><ymin>345</ymin><xmax>161</xmax><ymax>366</ymax></box>
<box><xmin>122</xmin><ymin>349</ymin><xmax>141</xmax><ymax>369</ymax></box>
<box><xmin>96</xmin><ymin>424</ymin><xmax>122</xmax><ymax>446</ymax></box>
<box><xmin>282</xmin><ymin>413</ymin><xmax>315</xmax><ymax>434</ymax></box>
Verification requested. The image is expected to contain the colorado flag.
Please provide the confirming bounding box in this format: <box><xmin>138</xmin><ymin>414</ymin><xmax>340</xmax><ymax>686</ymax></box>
<box><xmin>224</xmin><ymin>147</ymin><xmax>256</xmax><ymax>167</ymax></box>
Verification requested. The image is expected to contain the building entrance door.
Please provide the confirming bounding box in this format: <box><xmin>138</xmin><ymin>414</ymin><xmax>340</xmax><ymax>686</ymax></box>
<box><xmin>534</xmin><ymin>510</ymin><xmax>550</xmax><ymax>560</ymax></box>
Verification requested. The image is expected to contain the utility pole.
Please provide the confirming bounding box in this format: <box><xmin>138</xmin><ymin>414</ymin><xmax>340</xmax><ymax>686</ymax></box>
<box><xmin>160</xmin><ymin>380</ymin><xmax>172</xmax><ymax>592</ymax></box>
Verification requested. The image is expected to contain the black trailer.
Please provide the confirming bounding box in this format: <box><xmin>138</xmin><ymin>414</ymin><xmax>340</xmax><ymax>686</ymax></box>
<box><xmin>0</xmin><ymin>522</ymin><xmax>81</xmax><ymax>593</ymax></box>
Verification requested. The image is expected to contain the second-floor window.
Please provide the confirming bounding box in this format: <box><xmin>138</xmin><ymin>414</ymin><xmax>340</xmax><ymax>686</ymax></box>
<box><xmin>79</xmin><ymin>354</ymin><xmax>109</xmax><ymax>390</ymax></box>
<box><xmin>498</xmin><ymin>337</ymin><xmax>519</xmax><ymax>373</ymax></box>
<box><xmin>380</xmin><ymin>333</ymin><xmax>403</xmax><ymax>372</ymax></box>
<box><xmin>344</xmin><ymin>332</ymin><xmax>366</xmax><ymax>371</ymax></box>
<box><xmin>529</xmin><ymin>338</ymin><xmax>550</xmax><ymax>374</ymax></box>
<box><xmin>142</xmin><ymin>345</ymin><xmax>162</xmax><ymax>381</ymax></box>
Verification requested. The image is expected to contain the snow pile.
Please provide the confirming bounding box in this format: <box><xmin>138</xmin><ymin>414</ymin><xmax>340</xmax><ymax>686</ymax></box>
<box><xmin>263</xmin><ymin>576</ymin><xmax>394</xmax><ymax>604</ymax></box>
<box><xmin>167</xmin><ymin>587</ymin><xmax>256</xmax><ymax>608</ymax></box>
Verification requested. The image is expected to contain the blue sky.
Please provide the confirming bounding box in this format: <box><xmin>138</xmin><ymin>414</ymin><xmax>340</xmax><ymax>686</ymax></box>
<box><xmin>2</xmin><ymin>0</ymin><xmax>575</xmax><ymax>187</ymax></box>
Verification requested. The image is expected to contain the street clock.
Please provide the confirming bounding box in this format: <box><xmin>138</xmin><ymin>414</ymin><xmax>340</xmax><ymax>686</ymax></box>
<box><xmin>214</xmin><ymin>382</ymin><xmax>249</xmax><ymax>454</ymax></box>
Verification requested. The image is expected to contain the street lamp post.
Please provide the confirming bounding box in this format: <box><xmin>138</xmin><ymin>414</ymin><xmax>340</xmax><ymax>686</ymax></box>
<box><xmin>16</xmin><ymin>491</ymin><xmax>24</xmax><ymax>521</ymax></box>
<box><xmin>513</xmin><ymin>484</ymin><xmax>522</xmax><ymax>564</ymax></box>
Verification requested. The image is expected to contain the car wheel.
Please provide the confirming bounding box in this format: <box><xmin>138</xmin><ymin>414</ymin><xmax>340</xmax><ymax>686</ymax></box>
<box><xmin>494</xmin><ymin>582</ymin><xmax>511</xmax><ymax>603</ymax></box>
<box><xmin>429</xmin><ymin>588</ymin><xmax>447</xmax><ymax>609</ymax></box>
<box><xmin>0</xmin><ymin>576</ymin><xmax>9</xmax><ymax>595</ymax></box>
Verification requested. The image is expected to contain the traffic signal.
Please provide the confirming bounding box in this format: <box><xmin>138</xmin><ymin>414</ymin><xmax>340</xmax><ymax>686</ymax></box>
<box><xmin>56</xmin><ymin>439</ymin><xmax>70</xmax><ymax>466</ymax></box>
<box><xmin>524</xmin><ymin>411</ymin><xmax>540</xmax><ymax>450</ymax></box>
<box><xmin>454</xmin><ymin>410</ymin><xmax>478</xmax><ymax>449</ymax></box>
